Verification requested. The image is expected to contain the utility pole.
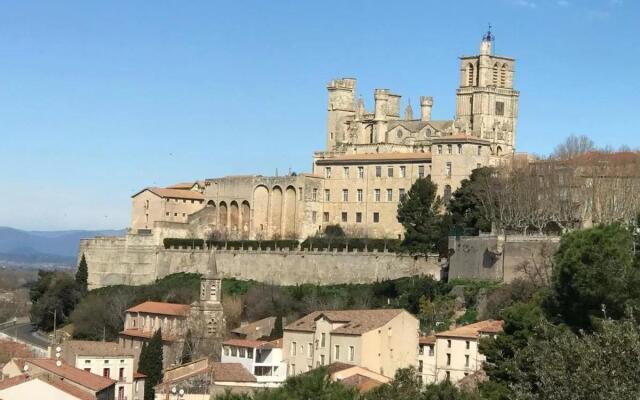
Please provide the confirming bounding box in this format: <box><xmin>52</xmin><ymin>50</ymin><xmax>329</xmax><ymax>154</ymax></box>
<box><xmin>52</xmin><ymin>309</ymin><xmax>57</xmax><ymax>347</ymax></box>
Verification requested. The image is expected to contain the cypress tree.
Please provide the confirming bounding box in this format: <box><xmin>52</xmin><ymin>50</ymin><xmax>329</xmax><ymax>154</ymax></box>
<box><xmin>75</xmin><ymin>254</ymin><xmax>88</xmax><ymax>295</ymax></box>
<box><xmin>180</xmin><ymin>329</ymin><xmax>194</xmax><ymax>364</ymax></box>
<box><xmin>139</xmin><ymin>329</ymin><xmax>164</xmax><ymax>400</ymax></box>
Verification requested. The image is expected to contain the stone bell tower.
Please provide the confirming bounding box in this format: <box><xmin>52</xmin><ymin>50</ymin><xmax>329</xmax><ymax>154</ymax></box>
<box><xmin>455</xmin><ymin>27</ymin><xmax>520</xmax><ymax>155</ymax></box>
<box><xmin>191</xmin><ymin>251</ymin><xmax>225</xmax><ymax>341</ymax></box>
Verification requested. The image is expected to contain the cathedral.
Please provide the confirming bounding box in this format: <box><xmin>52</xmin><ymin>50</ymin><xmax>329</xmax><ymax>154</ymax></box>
<box><xmin>129</xmin><ymin>31</ymin><xmax>520</xmax><ymax>241</ymax></box>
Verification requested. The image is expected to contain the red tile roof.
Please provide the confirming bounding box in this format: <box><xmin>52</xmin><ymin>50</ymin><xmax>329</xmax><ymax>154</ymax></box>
<box><xmin>126</xmin><ymin>301</ymin><xmax>191</xmax><ymax>317</ymax></box>
<box><xmin>166</xmin><ymin>182</ymin><xmax>196</xmax><ymax>190</ymax></box>
<box><xmin>119</xmin><ymin>329</ymin><xmax>178</xmax><ymax>342</ymax></box>
<box><xmin>211</xmin><ymin>363</ymin><xmax>256</xmax><ymax>383</ymax></box>
<box><xmin>436</xmin><ymin>320</ymin><xmax>504</xmax><ymax>339</ymax></box>
<box><xmin>316</xmin><ymin>152</ymin><xmax>431</xmax><ymax>165</ymax></box>
<box><xmin>25</xmin><ymin>358</ymin><xmax>115</xmax><ymax>392</ymax></box>
<box><xmin>340</xmin><ymin>374</ymin><xmax>385</xmax><ymax>393</ymax></box>
<box><xmin>45</xmin><ymin>376</ymin><xmax>97</xmax><ymax>400</ymax></box>
<box><xmin>285</xmin><ymin>309</ymin><xmax>406</xmax><ymax>335</ymax></box>
<box><xmin>133</xmin><ymin>371</ymin><xmax>147</xmax><ymax>379</ymax></box>
<box><xmin>0</xmin><ymin>375</ymin><xmax>28</xmax><ymax>390</ymax></box>
<box><xmin>132</xmin><ymin>187</ymin><xmax>204</xmax><ymax>200</ymax></box>
<box><xmin>419</xmin><ymin>336</ymin><xmax>436</xmax><ymax>345</ymax></box>
<box><xmin>222</xmin><ymin>339</ymin><xmax>273</xmax><ymax>349</ymax></box>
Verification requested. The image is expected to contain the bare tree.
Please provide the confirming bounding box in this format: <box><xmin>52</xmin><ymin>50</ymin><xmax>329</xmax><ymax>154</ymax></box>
<box><xmin>551</xmin><ymin>134</ymin><xmax>596</xmax><ymax>160</ymax></box>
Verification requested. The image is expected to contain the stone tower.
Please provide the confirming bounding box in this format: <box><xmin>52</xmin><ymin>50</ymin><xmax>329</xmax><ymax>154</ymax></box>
<box><xmin>455</xmin><ymin>28</ymin><xmax>520</xmax><ymax>155</ymax></box>
<box><xmin>191</xmin><ymin>251</ymin><xmax>225</xmax><ymax>340</ymax></box>
<box><xmin>326</xmin><ymin>78</ymin><xmax>356</xmax><ymax>150</ymax></box>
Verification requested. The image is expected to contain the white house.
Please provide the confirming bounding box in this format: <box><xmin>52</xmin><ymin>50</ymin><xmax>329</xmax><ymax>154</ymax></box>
<box><xmin>221</xmin><ymin>338</ymin><xmax>286</xmax><ymax>386</ymax></box>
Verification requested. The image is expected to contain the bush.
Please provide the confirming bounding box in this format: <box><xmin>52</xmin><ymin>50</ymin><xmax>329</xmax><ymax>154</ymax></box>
<box><xmin>163</xmin><ymin>238</ymin><xmax>204</xmax><ymax>249</ymax></box>
<box><xmin>300</xmin><ymin>237</ymin><xmax>401</xmax><ymax>252</ymax></box>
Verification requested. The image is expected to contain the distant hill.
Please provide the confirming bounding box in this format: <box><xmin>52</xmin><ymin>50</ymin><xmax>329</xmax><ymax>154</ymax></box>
<box><xmin>0</xmin><ymin>227</ymin><xmax>125</xmax><ymax>266</ymax></box>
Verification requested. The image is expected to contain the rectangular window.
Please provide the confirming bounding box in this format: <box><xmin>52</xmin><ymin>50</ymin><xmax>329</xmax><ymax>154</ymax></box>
<box><xmin>320</xmin><ymin>354</ymin><xmax>325</xmax><ymax>365</ymax></box>
<box><xmin>356</xmin><ymin>212</ymin><xmax>362</xmax><ymax>223</ymax></box>
<box><xmin>358</xmin><ymin>166</ymin><xmax>364</xmax><ymax>178</ymax></box>
<box><xmin>428</xmin><ymin>345</ymin><xmax>434</xmax><ymax>356</ymax></box>
<box><xmin>119</xmin><ymin>368</ymin><xmax>125</xmax><ymax>380</ymax></box>
<box><xmin>312</xmin><ymin>188</ymin><xmax>318</xmax><ymax>201</ymax></box>
<box><xmin>446</xmin><ymin>353</ymin><xmax>451</xmax><ymax>366</ymax></box>
<box><xmin>307</xmin><ymin>343</ymin><xmax>313</xmax><ymax>357</ymax></box>
<box><xmin>342</xmin><ymin>189</ymin><xmax>348</xmax><ymax>202</ymax></box>
<box><xmin>312</xmin><ymin>211</ymin><xmax>317</xmax><ymax>223</ymax></box>
<box><xmin>387</xmin><ymin>166</ymin><xmax>394</xmax><ymax>177</ymax></box>
<box><xmin>418</xmin><ymin>165</ymin><xmax>425</xmax><ymax>179</ymax></box>
<box><xmin>324</xmin><ymin>189</ymin><xmax>330</xmax><ymax>201</ymax></box>
<box><xmin>466</xmin><ymin>341</ymin><xmax>470</xmax><ymax>349</ymax></box>
<box><xmin>323</xmin><ymin>212</ymin><xmax>329</xmax><ymax>223</ymax></box>
<box><xmin>239</xmin><ymin>348</ymin><xmax>246</xmax><ymax>357</ymax></box>
<box><xmin>247</xmin><ymin>348</ymin><xmax>253</xmax><ymax>358</ymax></box>
<box><xmin>231</xmin><ymin>347</ymin><xmax>237</xmax><ymax>356</ymax></box>
<box><xmin>495</xmin><ymin>101</ymin><xmax>505</xmax><ymax>116</ymax></box>
<box><xmin>465</xmin><ymin>355</ymin><xmax>470</xmax><ymax>367</ymax></box>
<box><xmin>457</xmin><ymin>144</ymin><xmax>463</xmax><ymax>154</ymax></box>
<box><xmin>341</xmin><ymin>212</ymin><xmax>347</xmax><ymax>223</ymax></box>
<box><xmin>373</xmin><ymin>212</ymin><xmax>380</xmax><ymax>223</ymax></box>
<box><xmin>386</xmin><ymin>188</ymin><xmax>393</xmax><ymax>202</ymax></box>
<box><xmin>447</xmin><ymin>144</ymin><xmax>452</xmax><ymax>154</ymax></box>
<box><xmin>84</xmin><ymin>368</ymin><xmax>91</xmax><ymax>372</ymax></box>
<box><xmin>348</xmin><ymin>346</ymin><xmax>355</xmax><ymax>361</ymax></box>
<box><xmin>343</xmin><ymin>166</ymin><xmax>350</xmax><ymax>178</ymax></box>
<box><xmin>357</xmin><ymin>189</ymin><xmax>363</xmax><ymax>202</ymax></box>
<box><xmin>446</xmin><ymin>162</ymin><xmax>452</xmax><ymax>177</ymax></box>
<box><xmin>399</xmin><ymin>166</ymin><xmax>406</xmax><ymax>178</ymax></box>
<box><xmin>291</xmin><ymin>342</ymin><xmax>297</xmax><ymax>356</ymax></box>
<box><xmin>334</xmin><ymin>345</ymin><xmax>340</xmax><ymax>360</ymax></box>
<box><xmin>103</xmin><ymin>368</ymin><xmax>110</xmax><ymax>377</ymax></box>
<box><xmin>399</xmin><ymin>188</ymin><xmax>406</xmax><ymax>200</ymax></box>
<box><xmin>418</xmin><ymin>360</ymin><xmax>423</xmax><ymax>372</ymax></box>
<box><xmin>165</xmin><ymin>212</ymin><xmax>169</xmax><ymax>216</ymax></box>
<box><xmin>447</xmin><ymin>339</ymin><xmax>452</xmax><ymax>348</ymax></box>
<box><xmin>321</xmin><ymin>333</ymin><xmax>326</xmax><ymax>348</ymax></box>
<box><xmin>477</xmin><ymin>163</ymin><xmax>482</xmax><ymax>169</ymax></box>
<box><xmin>437</xmin><ymin>145</ymin><xmax>442</xmax><ymax>155</ymax></box>
<box><xmin>374</xmin><ymin>189</ymin><xmax>381</xmax><ymax>202</ymax></box>
<box><xmin>477</xmin><ymin>145</ymin><xmax>482</xmax><ymax>156</ymax></box>
<box><xmin>325</xmin><ymin>167</ymin><xmax>332</xmax><ymax>178</ymax></box>
<box><xmin>290</xmin><ymin>364</ymin><xmax>296</xmax><ymax>375</ymax></box>
<box><xmin>375</xmin><ymin>166</ymin><xmax>382</xmax><ymax>177</ymax></box>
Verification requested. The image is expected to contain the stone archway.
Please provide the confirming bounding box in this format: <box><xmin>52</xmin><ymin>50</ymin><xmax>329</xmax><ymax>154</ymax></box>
<box><xmin>283</xmin><ymin>186</ymin><xmax>297</xmax><ymax>239</ymax></box>
<box><xmin>252</xmin><ymin>186</ymin><xmax>269</xmax><ymax>240</ymax></box>
<box><xmin>218</xmin><ymin>201</ymin><xmax>228</xmax><ymax>233</ymax></box>
<box><xmin>241</xmin><ymin>201</ymin><xmax>251</xmax><ymax>239</ymax></box>
<box><xmin>229</xmin><ymin>201</ymin><xmax>239</xmax><ymax>237</ymax></box>
<box><xmin>270</xmin><ymin>186</ymin><xmax>283</xmax><ymax>238</ymax></box>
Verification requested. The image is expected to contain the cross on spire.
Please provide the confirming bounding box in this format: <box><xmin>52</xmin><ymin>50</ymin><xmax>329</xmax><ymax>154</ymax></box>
<box><xmin>483</xmin><ymin>23</ymin><xmax>495</xmax><ymax>42</ymax></box>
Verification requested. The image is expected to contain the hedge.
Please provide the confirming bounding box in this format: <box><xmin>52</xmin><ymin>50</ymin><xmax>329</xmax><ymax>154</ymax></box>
<box><xmin>300</xmin><ymin>237</ymin><xmax>401</xmax><ymax>252</ymax></box>
<box><xmin>163</xmin><ymin>238</ymin><xmax>204</xmax><ymax>249</ymax></box>
<box><xmin>206</xmin><ymin>240</ymin><xmax>299</xmax><ymax>250</ymax></box>
<box><xmin>162</xmin><ymin>237</ymin><xmax>401</xmax><ymax>252</ymax></box>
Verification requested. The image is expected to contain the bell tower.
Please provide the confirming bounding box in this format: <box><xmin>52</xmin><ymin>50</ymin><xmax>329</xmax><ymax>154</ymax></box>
<box><xmin>455</xmin><ymin>27</ymin><xmax>520</xmax><ymax>154</ymax></box>
<box><xmin>191</xmin><ymin>251</ymin><xmax>225</xmax><ymax>341</ymax></box>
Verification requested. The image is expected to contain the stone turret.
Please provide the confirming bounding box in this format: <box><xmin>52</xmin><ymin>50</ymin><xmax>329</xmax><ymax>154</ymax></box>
<box><xmin>326</xmin><ymin>78</ymin><xmax>356</xmax><ymax>150</ymax></box>
<box><xmin>420</xmin><ymin>96</ymin><xmax>433</xmax><ymax>122</ymax></box>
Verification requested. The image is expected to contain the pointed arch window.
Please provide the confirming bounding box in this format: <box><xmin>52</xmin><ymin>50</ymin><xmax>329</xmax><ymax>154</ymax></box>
<box><xmin>492</xmin><ymin>63</ymin><xmax>499</xmax><ymax>86</ymax></box>
<box><xmin>500</xmin><ymin>64</ymin><xmax>508</xmax><ymax>87</ymax></box>
<box><xmin>467</xmin><ymin>63</ymin><xmax>475</xmax><ymax>86</ymax></box>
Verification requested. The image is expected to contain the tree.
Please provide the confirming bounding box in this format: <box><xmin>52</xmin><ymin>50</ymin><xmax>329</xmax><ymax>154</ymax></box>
<box><xmin>550</xmin><ymin>134</ymin><xmax>595</xmax><ymax>160</ymax></box>
<box><xmin>180</xmin><ymin>329</ymin><xmax>194</xmax><ymax>364</ymax></box>
<box><xmin>448</xmin><ymin>167</ymin><xmax>495</xmax><ymax>234</ymax></box>
<box><xmin>139</xmin><ymin>329</ymin><xmax>164</xmax><ymax>400</ymax></box>
<box><xmin>366</xmin><ymin>367</ymin><xmax>422</xmax><ymax>400</ymax></box>
<box><xmin>271</xmin><ymin>315</ymin><xmax>283</xmax><ymax>340</ymax></box>
<box><xmin>543</xmin><ymin>224</ymin><xmax>640</xmax><ymax>331</ymax></box>
<box><xmin>324</xmin><ymin>224</ymin><xmax>346</xmax><ymax>238</ymax></box>
<box><xmin>251</xmin><ymin>367</ymin><xmax>357</xmax><ymax>400</ymax></box>
<box><xmin>29</xmin><ymin>271</ymin><xmax>81</xmax><ymax>331</ymax></box>
<box><xmin>75</xmin><ymin>254</ymin><xmax>88</xmax><ymax>295</ymax></box>
<box><xmin>397</xmin><ymin>177</ymin><xmax>443</xmax><ymax>254</ymax></box>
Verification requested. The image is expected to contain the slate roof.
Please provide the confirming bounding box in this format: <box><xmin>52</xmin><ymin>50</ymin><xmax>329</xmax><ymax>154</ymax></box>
<box><xmin>285</xmin><ymin>309</ymin><xmax>405</xmax><ymax>335</ymax></box>
<box><xmin>126</xmin><ymin>301</ymin><xmax>191</xmax><ymax>317</ymax></box>
<box><xmin>436</xmin><ymin>320</ymin><xmax>504</xmax><ymax>339</ymax></box>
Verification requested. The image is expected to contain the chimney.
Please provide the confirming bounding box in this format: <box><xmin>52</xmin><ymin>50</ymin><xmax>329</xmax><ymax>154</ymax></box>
<box><xmin>420</xmin><ymin>96</ymin><xmax>433</xmax><ymax>122</ymax></box>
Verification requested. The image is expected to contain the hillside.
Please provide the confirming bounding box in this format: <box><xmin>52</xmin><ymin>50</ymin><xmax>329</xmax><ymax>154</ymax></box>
<box><xmin>0</xmin><ymin>226</ymin><xmax>125</xmax><ymax>266</ymax></box>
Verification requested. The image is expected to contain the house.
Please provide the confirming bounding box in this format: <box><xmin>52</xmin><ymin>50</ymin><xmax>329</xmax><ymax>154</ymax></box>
<box><xmin>0</xmin><ymin>375</ymin><xmax>97</xmax><ymax>400</ymax></box>
<box><xmin>325</xmin><ymin>362</ymin><xmax>391</xmax><ymax>393</ymax></box>
<box><xmin>2</xmin><ymin>358</ymin><xmax>116</xmax><ymax>400</ymax></box>
<box><xmin>119</xmin><ymin>301</ymin><xmax>191</xmax><ymax>368</ymax></box>
<box><xmin>231</xmin><ymin>317</ymin><xmax>277</xmax><ymax>340</ymax></box>
<box><xmin>155</xmin><ymin>358</ymin><xmax>259</xmax><ymax>398</ymax></box>
<box><xmin>60</xmin><ymin>340</ymin><xmax>145</xmax><ymax>400</ymax></box>
<box><xmin>283</xmin><ymin>309</ymin><xmax>419</xmax><ymax>378</ymax></box>
<box><xmin>221</xmin><ymin>338</ymin><xmax>286</xmax><ymax>386</ymax></box>
<box><xmin>419</xmin><ymin>320</ymin><xmax>503</xmax><ymax>384</ymax></box>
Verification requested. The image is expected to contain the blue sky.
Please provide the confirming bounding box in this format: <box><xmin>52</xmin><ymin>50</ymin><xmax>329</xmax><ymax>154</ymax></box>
<box><xmin>0</xmin><ymin>0</ymin><xmax>638</xmax><ymax>230</ymax></box>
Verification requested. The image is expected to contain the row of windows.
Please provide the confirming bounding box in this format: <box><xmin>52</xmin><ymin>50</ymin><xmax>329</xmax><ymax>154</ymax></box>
<box><xmin>435</xmin><ymin>144</ymin><xmax>483</xmax><ymax>156</ymax></box>
<box><xmin>324</xmin><ymin>165</ymin><xmax>426</xmax><ymax>179</ymax></box>
<box><xmin>313</xmin><ymin>188</ymin><xmax>407</xmax><ymax>203</ymax></box>
<box><xmin>166</xmin><ymin>212</ymin><xmax>187</xmax><ymax>217</ymax></box>
<box><xmin>312</xmin><ymin>211</ymin><xmax>381</xmax><ymax>224</ymax></box>
<box><xmin>223</xmin><ymin>346</ymin><xmax>254</xmax><ymax>359</ymax></box>
<box><xmin>164</xmin><ymin>198</ymin><xmax>203</xmax><ymax>204</ymax></box>
<box><xmin>289</xmin><ymin>341</ymin><xmax>355</xmax><ymax>361</ymax></box>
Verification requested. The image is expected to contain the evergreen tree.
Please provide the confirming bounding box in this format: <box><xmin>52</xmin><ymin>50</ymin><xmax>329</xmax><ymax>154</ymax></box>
<box><xmin>271</xmin><ymin>315</ymin><xmax>283</xmax><ymax>339</ymax></box>
<box><xmin>180</xmin><ymin>329</ymin><xmax>194</xmax><ymax>364</ymax></box>
<box><xmin>447</xmin><ymin>167</ymin><xmax>494</xmax><ymax>234</ymax></box>
<box><xmin>397</xmin><ymin>177</ymin><xmax>443</xmax><ymax>255</ymax></box>
<box><xmin>75</xmin><ymin>254</ymin><xmax>88</xmax><ymax>295</ymax></box>
<box><xmin>139</xmin><ymin>329</ymin><xmax>164</xmax><ymax>400</ymax></box>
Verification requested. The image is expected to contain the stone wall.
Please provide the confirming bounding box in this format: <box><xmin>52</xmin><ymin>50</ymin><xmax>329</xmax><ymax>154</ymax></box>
<box><xmin>448</xmin><ymin>235</ymin><xmax>560</xmax><ymax>282</ymax></box>
<box><xmin>80</xmin><ymin>235</ymin><xmax>443</xmax><ymax>289</ymax></box>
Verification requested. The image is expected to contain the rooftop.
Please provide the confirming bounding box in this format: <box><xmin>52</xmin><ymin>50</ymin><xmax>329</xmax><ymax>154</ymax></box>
<box><xmin>436</xmin><ymin>320</ymin><xmax>504</xmax><ymax>339</ymax></box>
<box><xmin>0</xmin><ymin>375</ymin><xmax>97</xmax><ymax>400</ymax></box>
<box><xmin>132</xmin><ymin>187</ymin><xmax>204</xmax><ymax>201</ymax></box>
<box><xmin>285</xmin><ymin>309</ymin><xmax>405</xmax><ymax>335</ymax></box>
<box><xmin>62</xmin><ymin>340</ymin><xmax>135</xmax><ymax>359</ymax></box>
<box><xmin>126</xmin><ymin>301</ymin><xmax>191</xmax><ymax>317</ymax></box>
<box><xmin>315</xmin><ymin>152</ymin><xmax>431</xmax><ymax>165</ymax></box>
<box><xmin>419</xmin><ymin>336</ymin><xmax>436</xmax><ymax>345</ymax></box>
<box><xmin>222</xmin><ymin>338</ymin><xmax>275</xmax><ymax>349</ymax></box>
<box><xmin>25</xmin><ymin>358</ymin><xmax>115</xmax><ymax>392</ymax></box>
<box><xmin>119</xmin><ymin>329</ymin><xmax>178</xmax><ymax>342</ymax></box>
<box><xmin>211</xmin><ymin>362</ymin><xmax>257</xmax><ymax>383</ymax></box>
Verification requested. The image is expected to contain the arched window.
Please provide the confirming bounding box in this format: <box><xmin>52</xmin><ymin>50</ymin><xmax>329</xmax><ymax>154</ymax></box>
<box><xmin>496</xmin><ymin>146</ymin><xmax>502</xmax><ymax>156</ymax></box>
<box><xmin>492</xmin><ymin>63</ymin><xmax>499</xmax><ymax>86</ymax></box>
<box><xmin>500</xmin><ymin>64</ymin><xmax>508</xmax><ymax>87</ymax></box>
<box><xmin>467</xmin><ymin>63</ymin><xmax>475</xmax><ymax>86</ymax></box>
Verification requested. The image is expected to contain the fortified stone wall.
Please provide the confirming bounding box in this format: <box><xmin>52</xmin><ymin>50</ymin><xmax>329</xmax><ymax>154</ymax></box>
<box><xmin>80</xmin><ymin>235</ymin><xmax>443</xmax><ymax>289</ymax></box>
<box><xmin>448</xmin><ymin>235</ymin><xmax>560</xmax><ymax>282</ymax></box>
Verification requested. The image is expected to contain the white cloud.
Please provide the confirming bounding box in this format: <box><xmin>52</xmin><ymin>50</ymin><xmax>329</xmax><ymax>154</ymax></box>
<box><xmin>513</xmin><ymin>0</ymin><xmax>537</xmax><ymax>8</ymax></box>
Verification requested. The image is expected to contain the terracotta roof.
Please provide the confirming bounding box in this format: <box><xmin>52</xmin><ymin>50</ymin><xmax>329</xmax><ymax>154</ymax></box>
<box><xmin>315</xmin><ymin>152</ymin><xmax>431</xmax><ymax>165</ymax></box>
<box><xmin>431</xmin><ymin>134</ymin><xmax>490</xmax><ymax>144</ymax></box>
<box><xmin>133</xmin><ymin>371</ymin><xmax>147</xmax><ymax>379</ymax></box>
<box><xmin>0</xmin><ymin>375</ymin><xmax>28</xmax><ymax>390</ymax></box>
<box><xmin>126</xmin><ymin>301</ymin><xmax>191</xmax><ymax>317</ymax></box>
<box><xmin>325</xmin><ymin>362</ymin><xmax>355</xmax><ymax>375</ymax></box>
<box><xmin>211</xmin><ymin>363</ymin><xmax>256</xmax><ymax>383</ymax></box>
<box><xmin>62</xmin><ymin>340</ymin><xmax>135</xmax><ymax>359</ymax></box>
<box><xmin>44</xmin><ymin>376</ymin><xmax>97</xmax><ymax>400</ymax></box>
<box><xmin>166</xmin><ymin>182</ymin><xmax>196</xmax><ymax>190</ymax></box>
<box><xmin>25</xmin><ymin>358</ymin><xmax>115</xmax><ymax>392</ymax></box>
<box><xmin>436</xmin><ymin>320</ymin><xmax>504</xmax><ymax>339</ymax></box>
<box><xmin>419</xmin><ymin>336</ymin><xmax>436</xmax><ymax>345</ymax></box>
<box><xmin>132</xmin><ymin>187</ymin><xmax>204</xmax><ymax>200</ymax></box>
<box><xmin>222</xmin><ymin>339</ymin><xmax>273</xmax><ymax>349</ymax></box>
<box><xmin>231</xmin><ymin>316</ymin><xmax>276</xmax><ymax>338</ymax></box>
<box><xmin>119</xmin><ymin>329</ymin><xmax>178</xmax><ymax>342</ymax></box>
<box><xmin>0</xmin><ymin>341</ymin><xmax>32</xmax><ymax>359</ymax></box>
<box><xmin>285</xmin><ymin>309</ymin><xmax>406</xmax><ymax>335</ymax></box>
<box><xmin>340</xmin><ymin>374</ymin><xmax>385</xmax><ymax>393</ymax></box>
<box><xmin>269</xmin><ymin>338</ymin><xmax>283</xmax><ymax>348</ymax></box>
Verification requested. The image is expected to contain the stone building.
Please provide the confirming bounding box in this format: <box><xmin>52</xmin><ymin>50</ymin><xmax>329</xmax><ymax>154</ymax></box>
<box><xmin>127</xmin><ymin>30</ymin><xmax>519</xmax><ymax>241</ymax></box>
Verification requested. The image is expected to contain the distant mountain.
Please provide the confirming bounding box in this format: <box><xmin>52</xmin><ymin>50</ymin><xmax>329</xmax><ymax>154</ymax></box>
<box><xmin>0</xmin><ymin>227</ymin><xmax>125</xmax><ymax>265</ymax></box>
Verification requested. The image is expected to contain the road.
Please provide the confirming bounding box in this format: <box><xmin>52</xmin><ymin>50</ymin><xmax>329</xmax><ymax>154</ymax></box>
<box><xmin>0</xmin><ymin>322</ymin><xmax>50</xmax><ymax>349</ymax></box>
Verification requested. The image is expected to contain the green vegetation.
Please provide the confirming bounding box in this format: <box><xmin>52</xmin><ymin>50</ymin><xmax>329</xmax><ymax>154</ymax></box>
<box><xmin>299</xmin><ymin>237</ymin><xmax>401</xmax><ymax>252</ymax></box>
<box><xmin>75</xmin><ymin>254</ymin><xmax>88</xmax><ymax>295</ymax></box>
<box><xmin>397</xmin><ymin>177</ymin><xmax>445</xmax><ymax>255</ymax></box>
<box><xmin>29</xmin><ymin>270</ymin><xmax>82</xmax><ymax>331</ymax></box>
<box><xmin>139</xmin><ymin>328</ymin><xmax>163</xmax><ymax>400</ymax></box>
<box><xmin>447</xmin><ymin>167</ymin><xmax>495</xmax><ymax>235</ymax></box>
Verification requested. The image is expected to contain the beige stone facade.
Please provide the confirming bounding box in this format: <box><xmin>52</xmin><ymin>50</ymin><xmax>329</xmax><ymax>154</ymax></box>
<box><xmin>128</xmin><ymin>33</ymin><xmax>518</xmax><ymax>241</ymax></box>
<box><xmin>282</xmin><ymin>309</ymin><xmax>419</xmax><ymax>379</ymax></box>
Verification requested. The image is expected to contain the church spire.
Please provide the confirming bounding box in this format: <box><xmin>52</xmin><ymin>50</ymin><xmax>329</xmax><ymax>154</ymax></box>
<box><xmin>480</xmin><ymin>24</ymin><xmax>494</xmax><ymax>56</ymax></box>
